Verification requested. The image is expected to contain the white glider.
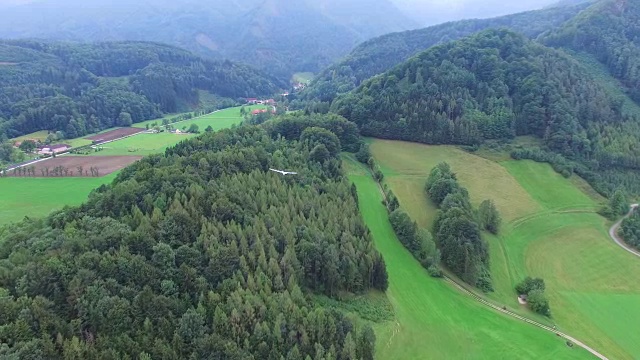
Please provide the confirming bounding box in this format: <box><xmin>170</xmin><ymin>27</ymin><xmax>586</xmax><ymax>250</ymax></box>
<box><xmin>269</xmin><ymin>168</ymin><xmax>298</xmax><ymax>175</ymax></box>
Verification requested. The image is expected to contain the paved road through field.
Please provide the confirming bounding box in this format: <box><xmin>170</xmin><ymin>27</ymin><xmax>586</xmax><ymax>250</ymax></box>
<box><xmin>608</xmin><ymin>204</ymin><xmax>640</xmax><ymax>258</ymax></box>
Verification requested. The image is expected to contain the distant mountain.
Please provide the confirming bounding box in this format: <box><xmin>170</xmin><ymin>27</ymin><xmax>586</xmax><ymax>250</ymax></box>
<box><xmin>0</xmin><ymin>0</ymin><xmax>417</xmax><ymax>79</ymax></box>
<box><xmin>540</xmin><ymin>0</ymin><xmax>640</xmax><ymax>101</ymax></box>
<box><xmin>0</xmin><ymin>40</ymin><xmax>281</xmax><ymax>138</ymax></box>
<box><xmin>300</xmin><ymin>2</ymin><xmax>590</xmax><ymax>103</ymax></box>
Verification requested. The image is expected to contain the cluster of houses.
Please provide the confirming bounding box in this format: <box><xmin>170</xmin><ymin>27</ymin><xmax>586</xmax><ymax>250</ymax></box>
<box><xmin>37</xmin><ymin>144</ymin><xmax>71</xmax><ymax>155</ymax></box>
<box><xmin>245</xmin><ymin>98</ymin><xmax>277</xmax><ymax>106</ymax></box>
<box><xmin>14</xmin><ymin>139</ymin><xmax>71</xmax><ymax>156</ymax></box>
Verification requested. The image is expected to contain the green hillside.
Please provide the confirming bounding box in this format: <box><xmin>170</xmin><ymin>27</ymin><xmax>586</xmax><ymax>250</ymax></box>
<box><xmin>541</xmin><ymin>0</ymin><xmax>640</xmax><ymax>101</ymax></box>
<box><xmin>370</xmin><ymin>139</ymin><xmax>640</xmax><ymax>359</ymax></box>
<box><xmin>0</xmin><ymin>40</ymin><xmax>280</xmax><ymax>140</ymax></box>
<box><xmin>345</xmin><ymin>155</ymin><xmax>591</xmax><ymax>359</ymax></box>
<box><xmin>300</xmin><ymin>2</ymin><xmax>589</xmax><ymax>103</ymax></box>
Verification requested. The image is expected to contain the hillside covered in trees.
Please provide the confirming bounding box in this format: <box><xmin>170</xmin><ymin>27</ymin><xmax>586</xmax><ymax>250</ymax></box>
<box><xmin>0</xmin><ymin>117</ymin><xmax>388</xmax><ymax>358</ymax></box>
<box><xmin>299</xmin><ymin>2</ymin><xmax>590</xmax><ymax>104</ymax></box>
<box><xmin>331</xmin><ymin>29</ymin><xmax>640</xmax><ymax>196</ymax></box>
<box><xmin>541</xmin><ymin>0</ymin><xmax>640</xmax><ymax>102</ymax></box>
<box><xmin>0</xmin><ymin>40</ymin><xmax>281</xmax><ymax>139</ymax></box>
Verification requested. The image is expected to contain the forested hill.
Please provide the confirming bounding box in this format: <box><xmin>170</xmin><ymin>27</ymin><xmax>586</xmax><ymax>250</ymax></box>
<box><xmin>0</xmin><ymin>40</ymin><xmax>281</xmax><ymax>139</ymax></box>
<box><xmin>0</xmin><ymin>0</ymin><xmax>416</xmax><ymax>80</ymax></box>
<box><xmin>540</xmin><ymin>0</ymin><xmax>640</xmax><ymax>101</ymax></box>
<box><xmin>0</xmin><ymin>118</ymin><xmax>388</xmax><ymax>358</ymax></box>
<box><xmin>331</xmin><ymin>29</ymin><xmax>640</xmax><ymax>195</ymax></box>
<box><xmin>300</xmin><ymin>2</ymin><xmax>590</xmax><ymax>104</ymax></box>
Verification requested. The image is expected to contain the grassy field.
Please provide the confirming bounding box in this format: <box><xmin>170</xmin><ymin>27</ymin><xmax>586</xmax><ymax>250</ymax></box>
<box><xmin>292</xmin><ymin>72</ymin><xmax>314</xmax><ymax>84</ymax></box>
<box><xmin>344</xmin><ymin>155</ymin><xmax>590</xmax><ymax>359</ymax></box>
<box><xmin>0</xmin><ymin>174</ymin><xmax>116</xmax><ymax>225</ymax></box>
<box><xmin>370</xmin><ymin>139</ymin><xmax>640</xmax><ymax>359</ymax></box>
<box><xmin>86</xmin><ymin>133</ymin><xmax>193</xmax><ymax>156</ymax></box>
<box><xmin>1</xmin><ymin>106</ymin><xmax>255</xmax><ymax>227</ymax></box>
<box><xmin>132</xmin><ymin>105</ymin><xmax>267</xmax><ymax>130</ymax></box>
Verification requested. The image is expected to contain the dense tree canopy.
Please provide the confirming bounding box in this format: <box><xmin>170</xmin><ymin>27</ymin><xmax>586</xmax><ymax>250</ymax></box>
<box><xmin>621</xmin><ymin>209</ymin><xmax>640</xmax><ymax>250</ymax></box>
<box><xmin>427</xmin><ymin>163</ymin><xmax>492</xmax><ymax>290</ymax></box>
<box><xmin>0</xmin><ymin>120</ymin><xmax>387</xmax><ymax>359</ymax></box>
<box><xmin>542</xmin><ymin>0</ymin><xmax>640</xmax><ymax>101</ymax></box>
<box><xmin>299</xmin><ymin>2</ymin><xmax>590</xmax><ymax>104</ymax></box>
<box><xmin>0</xmin><ymin>40</ymin><xmax>281</xmax><ymax>139</ymax></box>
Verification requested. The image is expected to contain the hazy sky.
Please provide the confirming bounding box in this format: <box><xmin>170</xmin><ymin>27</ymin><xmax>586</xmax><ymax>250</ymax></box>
<box><xmin>0</xmin><ymin>0</ymin><xmax>561</xmax><ymax>25</ymax></box>
<box><xmin>391</xmin><ymin>0</ymin><xmax>560</xmax><ymax>24</ymax></box>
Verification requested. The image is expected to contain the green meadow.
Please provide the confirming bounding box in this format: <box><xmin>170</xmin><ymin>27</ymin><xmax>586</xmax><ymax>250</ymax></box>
<box><xmin>132</xmin><ymin>105</ymin><xmax>268</xmax><ymax>130</ymax></box>
<box><xmin>370</xmin><ymin>139</ymin><xmax>640</xmax><ymax>359</ymax></box>
<box><xmin>86</xmin><ymin>133</ymin><xmax>193</xmax><ymax>156</ymax></box>
<box><xmin>344</xmin><ymin>155</ymin><xmax>590</xmax><ymax>359</ymax></box>
<box><xmin>0</xmin><ymin>174</ymin><xmax>116</xmax><ymax>225</ymax></box>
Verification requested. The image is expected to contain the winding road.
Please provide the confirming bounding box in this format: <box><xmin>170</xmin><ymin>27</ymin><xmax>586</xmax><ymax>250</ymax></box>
<box><xmin>608</xmin><ymin>204</ymin><xmax>640</xmax><ymax>258</ymax></box>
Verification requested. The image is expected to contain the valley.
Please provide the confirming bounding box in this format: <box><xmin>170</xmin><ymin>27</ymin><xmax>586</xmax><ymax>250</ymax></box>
<box><xmin>369</xmin><ymin>139</ymin><xmax>640</xmax><ymax>359</ymax></box>
<box><xmin>0</xmin><ymin>105</ymin><xmax>259</xmax><ymax>225</ymax></box>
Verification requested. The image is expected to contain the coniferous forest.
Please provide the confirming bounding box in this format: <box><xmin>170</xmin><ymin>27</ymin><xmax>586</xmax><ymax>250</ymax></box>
<box><xmin>0</xmin><ymin>117</ymin><xmax>387</xmax><ymax>359</ymax></box>
<box><xmin>0</xmin><ymin>40</ymin><xmax>281</xmax><ymax>139</ymax></box>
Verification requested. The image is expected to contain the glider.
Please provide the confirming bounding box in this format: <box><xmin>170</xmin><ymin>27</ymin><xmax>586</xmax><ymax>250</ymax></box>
<box><xmin>269</xmin><ymin>168</ymin><xmax>298</xmax><ymax>175</ymax></box>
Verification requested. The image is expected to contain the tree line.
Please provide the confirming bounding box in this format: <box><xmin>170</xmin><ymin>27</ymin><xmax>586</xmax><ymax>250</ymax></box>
<box><xmin>427</xmin><ymin>162</ymin><xmax>499</xmax><ymax>291</ymax></box>
<box><xmin>621</xmin><ymin>208</ymin><xmax>640</xmax><ymax>251</ymax></box>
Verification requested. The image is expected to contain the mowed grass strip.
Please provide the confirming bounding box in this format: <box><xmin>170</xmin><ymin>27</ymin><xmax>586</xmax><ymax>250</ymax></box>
<box><xmin>0</xmin><ymin>174</ymin><xmax>116</xmax><ymax>225</ymax></box>
<box><xmin>346</xmin><ymin>165</ymin><xmax>590</xmax><ymax>359</ymax></box>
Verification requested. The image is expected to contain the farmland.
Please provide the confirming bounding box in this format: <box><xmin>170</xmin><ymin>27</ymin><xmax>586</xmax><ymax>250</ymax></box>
<box><xmin>0</xmin><ymin>105</ymin><xmax>252</xmax><ymax>227</ymax></box>
<box><xmin>132</xmin><ymin>105</ymin><xmax>268</xmax><ymax>130</ymax></box>
<box><xmin>85</xmin><ymin>127</ymin><xmax>145</xmax><ymax>143</ymax></box>
<box><xmin>7</xmin><ymin>156</ymin><xmax>142</xmax><ymax>177</ymax></box>
<box><xmin>83</xmin><ymin>133</ymin><xmax>191</xmax><ymax>156</ymax></box>
<box><xmin>344</xmin><ymin>155</ymin><xmax>590</xmax><ymax>359</ymax></box>
<box><xmin>369</xmin><ymin>139</ymin><xmax>640</xmax><ymax>359</ymax></box>
<box><xmin>0</xmin><ymin>174</ymin><xmax>117</xmax><ymax>225</ymax></box>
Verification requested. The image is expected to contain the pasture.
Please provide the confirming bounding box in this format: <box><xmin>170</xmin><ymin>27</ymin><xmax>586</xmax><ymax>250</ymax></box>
<box><xmin>344</xmin><ymin>156</ymin><xmax>590</xmax><ymax>359</ymax></box>
<box><xmin>132</xmin><ymin>105</ymin><xmax>267</xmax><ymax>130</ymax></box>
<box><xmin>0</xmin><ymin>174</ymin><xmax>116</xmax><ymax>225</ymax></box>
<box><xmin>85</xmin><ymin>133</ymin><xmax>191</xmax><ymax>156</ymax></box>
<box><xmin>370</xmin><ymin>139</ymin><xmax>640</xmax><ymax>359</ymax></box>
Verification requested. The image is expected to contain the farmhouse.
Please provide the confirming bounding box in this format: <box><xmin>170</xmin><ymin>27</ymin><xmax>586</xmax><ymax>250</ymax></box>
<box><xmin>38</xmin><ymin>144</ymin><xmax>70</xmax><ymax>155</ymax></box>
<box><xmin>246</xmin><ymin>98</ymin><xmax>258</xmax><ymax>104</ymax></box>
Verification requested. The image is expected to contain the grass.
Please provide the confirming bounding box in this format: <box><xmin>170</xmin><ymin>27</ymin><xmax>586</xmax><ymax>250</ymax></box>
<box><xmin>344</xmin><ymin>158</ymin><xmax>590</xmax><ymax>359</ymax></box>
<box><xmin>132</xmin><ymin>105</ymin><xmax>267</xmax><ymax>130</ymax></box>
<box><xmin>292</xmin><ymin>72</ymin><xmax>314</xmax><ymax>84</ymax></box>
<box><xmin>85</xmin><ymin>133</ymin><xmax>193</xmax><ymax>156</ymax></box>
<box><xmin>10</xmin><ymin>130</ymin><xmax>49</xmax><ymax>143</ymax></box>
<box><xmin>0</xmin><ymin>174</ymin><xmax>116</xmax><ymax>225</ymax></box>
<box><xmin>370</xmin><ymin>139</ymin><xmax>640</xmax><ymax>359</ymax></box>
<box><xmin>1</xmin><ymin>106</ymin><xmax>254</xmax><ymax>227</ymax></box>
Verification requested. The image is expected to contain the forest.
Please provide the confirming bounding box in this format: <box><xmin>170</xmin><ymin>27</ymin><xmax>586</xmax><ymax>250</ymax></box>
<box><xmin>541</xmin><ymin>0</ymin><xmax>640</xmax><ymax>102</ymax></box>
<box><xmin>331</xmin><ymin>29</ymin><xmax>640</xmax><ymax>196</ymax></box>
<box><xmin>298</xmin><ymin>1</ymin><xmax>590</xmax><ymax>104</ymax></box>
<box><xmin>0</xmin><ymin>116</ymin><xmax>388</xmax><ymax>359</ymax></box>
<box><xmin>0</xmin><ymin>40</ymin><xmax>281</xmax><ymax>139</ymax></box>
<box><xmin>621</xmin><ymin>209</ymin><xmax>640</xmax><ymax>250</ymax></box>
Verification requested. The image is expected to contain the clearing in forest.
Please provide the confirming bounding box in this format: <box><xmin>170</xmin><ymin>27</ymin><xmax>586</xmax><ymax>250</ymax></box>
<box><xmin>370</xmin><ymin>139</ymin><xmax>640</xmax><ymax>360</ymax></box>
<box><xmin>81</xmin><ymin>133</ymin><xmax>192</xmax><ymax>157</ymax></box>
<box><xmin>344</xmin><ymin>157</ymin><xmax>590</xmax><ymax>359</ymax></box>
